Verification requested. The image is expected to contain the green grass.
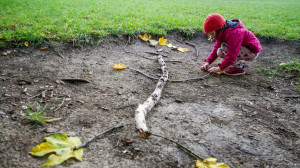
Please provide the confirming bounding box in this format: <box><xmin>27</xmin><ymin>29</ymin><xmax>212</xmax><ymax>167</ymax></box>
<box><xmin>24</xmin><ymin>103</ymin><xmax>56</xmax><ymax>128</ymax></box>
<box><xmin>257</xmin><ymin>59</ymin><xmax>300</xmax><ymax>91</ymax></box>
<box><xmin>0</xmin><ymin>0</ymin><xmax>299</xmax><ymax>46</ymax></box>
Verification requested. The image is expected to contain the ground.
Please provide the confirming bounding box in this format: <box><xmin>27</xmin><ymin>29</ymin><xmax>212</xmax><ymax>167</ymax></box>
<box><xmin>0</xmin><ymin>32</ymin><xmax>299</xmax><ymax>168</ymax></box>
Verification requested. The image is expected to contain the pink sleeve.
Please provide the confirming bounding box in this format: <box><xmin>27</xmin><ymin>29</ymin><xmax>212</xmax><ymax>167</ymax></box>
<box><xmin>218</xmin><ymin>33</ymin><xmax>244</xmax><ymax>70</ymax></box>
<box><xmin>205</xmin><ymin>40</ymin><xmax>222</xmax><ymax>64</ymax></box>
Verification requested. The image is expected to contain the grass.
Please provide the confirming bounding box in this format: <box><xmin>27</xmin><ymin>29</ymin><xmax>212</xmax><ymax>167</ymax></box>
<box><xmin>257</xmin><ymin>59</ymin><xmax>300</xmax><ymax>91</ymax></box>
<box><xmin>24</xmin><ymin>103</ymin><xmax>56</xmax><ymax>128</ymax></box>
<box><xmin>0</xmin><ymin>0</ymin><xmax>299</xmax><ymax>46</ymax></box>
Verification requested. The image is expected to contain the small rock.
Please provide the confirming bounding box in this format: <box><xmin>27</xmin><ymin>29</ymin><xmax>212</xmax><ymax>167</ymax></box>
<box><xmin>45</xmin><ymin>128</ymin><xmax>57</xmax><ymax>133</ymax></box>
<box><xmin>0</xmin><ymin>110</ymin><xmax>6</xmax><ymax>115</ymax></box>
<box><xmin>157</xmin><ymin>48</ymin><xmax>164</xmax><ymax>52</ymax></box>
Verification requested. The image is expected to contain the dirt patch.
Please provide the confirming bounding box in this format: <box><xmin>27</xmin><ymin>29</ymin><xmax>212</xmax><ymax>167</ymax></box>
<box><xmin>0</xmin><ymin>32</ymin><xmax>299</xmax><ymax>168</ymax></box>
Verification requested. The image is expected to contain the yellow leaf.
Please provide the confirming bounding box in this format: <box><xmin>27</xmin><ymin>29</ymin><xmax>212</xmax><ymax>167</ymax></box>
<box><xmin>30</xmin><ymin>133</ymin><xmax>83</xmax><ymax>167</ymax></box>
<box><xmin>112</xmin><ymin>63</ymin><xmax>127</xmax><ymax>70</ymax></box>
<box><xmin>40</xmin><ymin>47</ymin><xmax>48</xmax><ymax>50</ymax></box>
<box><xmin>138</xmin><ymin>33</ymin><xmax>151</xmax><ymax>42</ymax></box>
<box><xmin>53</xmin><ymin>35</ymin><xmax>57</xmax><ymax>38</ymax></box>
<box><xmin>158</xmin><ymin>37</ymin><xmax>168</xmax><ymax>46</ymax></box>
<box><xmin>2</xmin><ymin>52</ymin><xmax>7</xmax><ymax>56</ymax></box>
<box><xmin>177</xmin><ymin>47</ymin><xmax>189</xmax><ymax>52</ymax></box>
<box><xmin>149</xmin><ymin>39</ymin><xmax>158</xmax><ymax>47</ymax></box>
<box><xmin>214</xmin><ymin>71</ymin><xmax>224</xmax><ymax>75</ymax></box>
<box><xmin>0</xmin><ymin>36</ymin><xmax>4</xmax><ymax>40</ymax></box>
<box><xmin>195</xmin><ymin>158</ymin><xmax>230</xmax><ymax>168</ymax></box>
<box><xmin>24</xmin><ymin>41</ymin><xmax>29</xmax><ymax>47</ymax></box>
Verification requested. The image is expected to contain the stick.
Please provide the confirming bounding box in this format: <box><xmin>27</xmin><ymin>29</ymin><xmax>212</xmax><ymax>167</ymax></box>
<box><xmin>54</xmin><ymin>49</ymin><xmax>64</xmax><ymax>58</ymax></box>
<box><xmin>127</xmin><ymin>67</ymin><xmax>160</xmax><ymax>80</ymax></box>
<box><xmin>175</xmin><ymin>39</ymin><xmax>199</xmax><ymax>57</ymax></box>
<box><xmin>145</xmin><ymin>51</ymin><xmax>168</xmax><ymax>57</ymax></box>
<box><xmin>135</xmin><ymin>55</ymin><xmax>168</xmax><ymax>138</ymax></box>
<box><xmin>151</xmin><ymin>133</ymin><xmax>204</xmax><ymax>160</ymax></box>
<box><xmin>53</xmin><ymin>98</ymin><xmax>65</xmax><ymax>112</ymax></box>
<box><xmin>74</xmin><ymin>120</ymin><xmax>124</xmax><ymax>150</ymax></box>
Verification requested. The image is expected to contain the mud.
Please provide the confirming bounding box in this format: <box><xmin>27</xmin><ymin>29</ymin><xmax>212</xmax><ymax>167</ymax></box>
<box><xmin>0</xmin><ymin>32</ymin><xmax>299</xmax><ymax>168</ymax></box>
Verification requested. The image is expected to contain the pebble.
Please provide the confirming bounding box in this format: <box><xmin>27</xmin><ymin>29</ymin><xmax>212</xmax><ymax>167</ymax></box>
<box><xmin>0</xmin><ymin>110</ymin><xmax>6</xmax><ymax>115</ymax></box>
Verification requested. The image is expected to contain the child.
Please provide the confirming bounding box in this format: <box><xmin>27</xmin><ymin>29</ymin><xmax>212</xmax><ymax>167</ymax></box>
<box><xmin>200</xmin><ymin>14</ymin><xmax>262</xmax><ymax>75</ymax></box>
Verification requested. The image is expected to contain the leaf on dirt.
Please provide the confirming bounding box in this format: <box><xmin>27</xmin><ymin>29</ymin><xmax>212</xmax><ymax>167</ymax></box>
<box><xmin>112</xmin><ymin>63</ymin><xmax>127</xmax><ymax>70</ymax></box>
<box><xmin>2</xmin><ymin>52</ymin><xmax>7</xmax><ymax>56</ymax></box>
<box><xmin>138</xmin><ymin>33</ymin><xmax>151</xmax><ymax>42</ymax></box>
<box><xmin>177</xmin><ymin>47</ymin><xmax>189</xmax><ymax>52</ymax></box>
<box><xmin>30</xmin><ymin>133</ymin><xmax>83</xmax><ymax>167</ymax></box>
<box><xmin>214</xmin><ymin>71</ymin><xmax>224</xmax><ymax>75</ymax></box>
<box><xmin>158</xmin><ymin>37</ymin><xmax>168</xmax><ymax>46</ymax></box>
<box><xmin>24</xmin><ymin>41</ymin><xmax>29</xmax><ymax>47</ymax></box>
<box><xmin>195</xmin><ymin>158</ymin><xmax>230</xmax><ymax>168</ymax></box>
<box><xmin>40</xmin><ymin>47</ymin><xmax>48</xmax><ymax>50</ymax></box>
<box><xmin>149</xmin><ymin>39</ymin><xmax>158</xmax><ymax>47</ymax></box>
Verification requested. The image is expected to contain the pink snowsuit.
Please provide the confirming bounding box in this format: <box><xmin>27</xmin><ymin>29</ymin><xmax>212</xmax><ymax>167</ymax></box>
<box><xmin>205</xmin><ymin>20</ymin><xmax>262</xmax><ymax>70</ymax></box>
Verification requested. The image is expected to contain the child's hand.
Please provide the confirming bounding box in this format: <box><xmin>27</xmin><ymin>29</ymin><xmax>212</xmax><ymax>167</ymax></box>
<box><xmin>200</xmin><ymin>62</ymin><xmax>210</xmax><ymax>71</ymax></box>
<box><xmin>208</xmin><ymin>67</ymin><xmax>222</xmax><ymax>73</ymax></box>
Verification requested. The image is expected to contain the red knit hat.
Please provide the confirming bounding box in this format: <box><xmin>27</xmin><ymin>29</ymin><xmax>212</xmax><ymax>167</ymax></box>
<box><xmin>203</xmin><ymin>14</ymin><xmax>226</xmax><ymax>34</ymax></box>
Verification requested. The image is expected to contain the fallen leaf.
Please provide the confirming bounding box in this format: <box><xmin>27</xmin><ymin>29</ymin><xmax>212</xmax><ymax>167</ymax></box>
<box><xmin>30</xmin><ymin>133</ymin><xmax>83</xmax><ymax>167</ymax></box>
<box><xmin>40</xmin><ymin>47</ymin><xmax>48</xmax><ymax>50</ymax></box>
<box><xmin>138</xmin><ymin>33</ymin><xmax>151</xmax><ymax>42</ymax></box>
<box><xmin>158</xmin><ymin>37</ymin><xmax>168</xmax><ymax>46</ymax></box>
<box><xmin>112</xmin><ymin>63</ymin><xmax>127</xmax><ymax>70</ymax></box>
<box><xmin>177</xmin><ymin>47</ymin><xmax>189</xmax><ymax>52</ymax></box>
<box><xmin>215</xmin><ymin>71</ymin><xmax>224</xmax><ymax>75</ymax></box>
<box><xmin>195</xmin><ymin>158</ymin><xmax>230</xmax><ymax>168</ymax></box>
<box><xmin>2</xmin><ymin>52</ymin><xmax>7</xmax><ymax>56</ymax></box>
<box><xmin>24</xmin><ymin>41</ymin><xmax>29</xmax><ymax>47</ymax></box>
<box><xmin>149</xmin><ymin>39</ymin><xmax>158</xmax><ymax>47</ymax></box>
<box><xmin>87</xmin><ymin>72</ymin><xmax>93</xmax><ymax>75</ymax></box>
<box><xmin>167</xmin><ymin>43</ymin><xmax>173</xmax><ymax>48</ymax></box>
<box><xmin>0</xmin><ymin>36</ymin><xmax>4</xmax><ymax>40</ymax></box>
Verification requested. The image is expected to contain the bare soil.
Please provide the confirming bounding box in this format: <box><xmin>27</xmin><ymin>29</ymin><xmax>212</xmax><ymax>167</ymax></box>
<box><xmin>0</xmin><ymin>32</ymin><xmax>299</xmax><ymax>168</ymax></box>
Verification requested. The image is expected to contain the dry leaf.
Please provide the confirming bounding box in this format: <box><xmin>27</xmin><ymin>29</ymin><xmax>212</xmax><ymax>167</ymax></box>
<box><xmin>149</xmin><ymin>39</ymin><xmax>158</xmax><ymax>47</ymax></box>
<box><xmin>177</xmin><ymin>47</ymin><xmax>189</xmax><ymax>52</ymax></box>
<box><xmin>87</xmin><ymin>72</ymin><xmax>93</xmax><ymax>75</ymax></box>
<box><xmin>158</xmin><ymin>37</ymin><xmax>168</xmax><ymax>46</ymax></box>
<box><xmin>167</xmin><ymin>43</ymin><xmax>173</xmax><ymax>48</ymax></box>
<box><xmin>2</xmin><ymin>52</ymin><xmax>7</xmax><ymax>56</ymax></box>
<box><xmin>112</xmin><ymin>63</ymin><xmax>127</xmax><ymax>70</ymax></box>
<box><xmin>215</xmin><ymin>71</ymin><xmax>224</xmax><ymax>75</ymax></box>
<box><xmin>138</xmin><ymin>33</ymin><xmax>151</xmax><ymax>42</ymax></box>
<box><xmin>40</xmin><ymin>47</ymin><xmax>48</xmax><ymax>50</ymax></box>
<box><xmin>24</xmin><ymin>41</ymin><xmax>29</xmax><ymax>47</ymax></box>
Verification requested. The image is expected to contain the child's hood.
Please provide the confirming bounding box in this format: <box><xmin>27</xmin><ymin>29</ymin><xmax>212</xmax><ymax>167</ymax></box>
<box><xmin>229</xmin><ymin>19</ymin><xmax>244</xmax><ymax>29</ymax></box>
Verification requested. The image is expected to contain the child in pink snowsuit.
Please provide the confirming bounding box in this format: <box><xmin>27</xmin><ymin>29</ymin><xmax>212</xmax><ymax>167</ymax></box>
<box><xmin>200</xmin><ymin>14</ymin><xmax>262</xmax><ymax>75</ymax></box>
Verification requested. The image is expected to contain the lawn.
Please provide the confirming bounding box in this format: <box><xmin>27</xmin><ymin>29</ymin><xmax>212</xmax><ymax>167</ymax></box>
<box><xmin>0</xmin><ymin>0</ymin><xmax>299</xmax><ymax>46</ymax></box>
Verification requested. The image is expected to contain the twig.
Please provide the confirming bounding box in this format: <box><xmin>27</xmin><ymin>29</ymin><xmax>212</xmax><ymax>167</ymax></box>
<box><xmin>123</xmin><ymin>36</ymin><xmax>131</xmax><ymax>51</ymax></box>
<box><xmin>175</xmin><ymin>38</ymin><xmax>198</xmax><ymax>57</ymax></box>
<box><xmin>54</xmin><ymin>49</ymin><xmax>64</xmax><ymax>58</ymax></box>
<box><xmin>128</xmin><ymin>66</ymin><xmax>210</xmax><ymax>82</ymax></box>
<box><xmin>53</xmin><ymin>98</ymin><xmax>65</xmax><ymax>112</ymax></box>
<box><xmin>74</xmin><ymin>120</ymin><xmax>124</xmax><ymax>150</ymax></box>
<box><xmin>127</xmin><ymin>67</ymin><xmax>160</xmax><ymax>80</ymax></box>
<box><xmin>61</xmin><ymin>78</ymin><xmax>91</xmax><ymax>83</ymax></box>
<box><xmin>145</xmin><ymin>51</ymin><xmax>168</xmax><ymax>57</ymax></box>
<box><xmin>185</xmin><ymin>41</ymin><xmax>199</xmax><ymax>57</ymax></box>
<box><xmin>165</xmin><ymin>60</ymin><xmax>183</xmax><ymax>63</ymax></box>
<box><xmin>151</xmin><ymin>133</ymin><xmax>204</xmax><ymax>160</ymax></box>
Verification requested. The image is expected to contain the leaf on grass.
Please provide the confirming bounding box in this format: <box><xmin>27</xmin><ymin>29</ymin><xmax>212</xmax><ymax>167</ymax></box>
<box><xmin>112</xmin><ymin>63</ymin><xmax>127</xmax><ymax>70</ymax></box>
<box><xmin>24</xmin><ymin>41</ymin><xmax>29</xmax><ymax>47</ymax></box>
<box><xmin>158</xmin><ymin>37</ymin><xmax>168</xmax><ymax>46</ymax></box>
<box><xmin>195</xmin><ymin>158</ymin><xmax>230</xmax><ymax>168</ymax></box>
<box><xmin>177</xmin><ymin>47</ymin><xmax>189</xmax><ymax>52</ymax></box>
<box><xmin>149</xmin><ymin>39</ymin><xmax>158</xmax><ymax>47</ymax></box>
<box><xmin>138</xmin><ymin>33</ymin><xmax>151</xmax><ymax>42</ymax></box>
<box><xmin>30</xmin><ymin>133</ymin><xmax>83</xmax><ymax>167</ymax></box>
